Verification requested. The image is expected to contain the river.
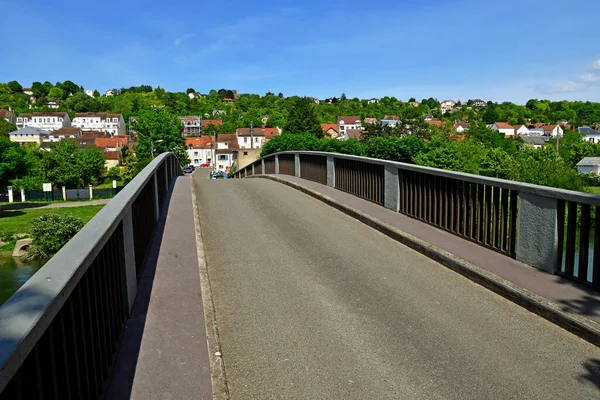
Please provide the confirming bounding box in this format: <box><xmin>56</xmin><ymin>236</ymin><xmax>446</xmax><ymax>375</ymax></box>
<box><xmin>0</xmin><ymin>255</ymin><xmax>45</xmax><ymax>306</ymax></box>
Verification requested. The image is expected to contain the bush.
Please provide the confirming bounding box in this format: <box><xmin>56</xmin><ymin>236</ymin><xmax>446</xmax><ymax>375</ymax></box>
<box><xmin>107</xmin><ymin>166</ymin><xmax>122</xmax><ymax>181</ymax></box>
<box><xmin>26</xmin><ymin>213</ymin><xmax>84</xmax><ymax>259</ymax></box>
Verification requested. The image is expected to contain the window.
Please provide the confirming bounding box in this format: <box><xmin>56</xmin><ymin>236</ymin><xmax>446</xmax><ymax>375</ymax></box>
<box><xmin>194</xmin><ymin>159</ymin><xmax>199</xmax><ymax>164</ymax></box>
<box><xmin>255</xmin><ymin>137</ymin><xmax>258</xmax><ymax>142</ymax></box>
<box><xmin>194</xmin><ymin>151</ymin><xmax>198</xmax><ymax>156</ymax></box>
<box><xmin>188</xmin><ymin>145</ymin><xmax>193</xmax><ymax>150</ymax></box>
<box><xmin>113</xmin><ymin>118</ymin><xmax>118</xmax><ymax>123</ymax></box>
<box><xmin>244</xmin><ymin>137</ymin><xmax>248</xmax><ymax>143</ymax></box>
<box><xmin>218</xmin><ymin>155</ymin><xmax>228</xmax><ymax>161</ymax></box>
<box><xmin>243</xmin><ymin>151</ymin><xmax>248</xmax><ymax>156</ymax></box>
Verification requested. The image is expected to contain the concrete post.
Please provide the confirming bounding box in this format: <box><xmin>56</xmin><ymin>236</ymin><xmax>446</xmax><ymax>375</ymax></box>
<box><xmin>261</xmin><ymin>159</ymin><xmax>265</xmax><ymax>174</ymax></box>
<box><xmin>7</xmin><ymin>187</ymin><xmax>13</xmax><ymax>203</ymax></box>
<box><xmin>122</xmin><ymin>207</ymin><xmax>137</xmax><ymax>312</ymax></box>
<box><xmin>295</xmin><ymin>153</ymin><xmax>301</xmax><ymax>177</ymax></box>
<box><xmin>326</xmin><ymin>156</ymin><xmax>335</xmax><ymax>187</ymax></box>
<box><xmin>89</xmin><ymin>185</ymin><xmax>93</xmax><ymax>200</ymax></box>
<box><xmin>244</xmin><ymin>168</ymin><xmax>248</xmax><ymax>178</ymax></box>
<box><xmin>251</xmin><ymin>163</ymin><xmax>254</xmax><ymax>176</ymax></box>
<box><xmin>275</xmin><ymin>155</ymin><xmax>280</xmax><ymax>174</ymax></box>
<box><xmin>384</xmin><ymin>165</ymin><xmax>399</xmax><ymax>212</ymax></box>
<box><xmin>20</xmin><ymin>189</ymin><xmax>26</xmax><ymax>202</ymax></box>
<box><xmin>62</xmin><ymin>186</ymin><xmax>67</xmax><ymax>201</ymax></box>
<box><xmin>516</xmin><ymin>193</ymin><xmax>558</xmax><ymax>273</ymax></box>
<box><xmin>153</xmin><ymin>173</ymin><xmax>160</xmax><ymax>223</ymax></box>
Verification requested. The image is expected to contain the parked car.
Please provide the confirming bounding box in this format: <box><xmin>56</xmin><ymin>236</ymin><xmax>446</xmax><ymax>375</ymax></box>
<box><xmin>200</xmin><ymin>162</ymin><xmax>210</xmax><ymax>167</ymax></box>
<box><xmin>212</xmin><ymin>171</ymin><xmax>226</xmax><ymax>179</ymax></box>
<box><xmin>183</xmin><ymin>166</ymin><xmax>193</xmax><ymax>174</ymax></box>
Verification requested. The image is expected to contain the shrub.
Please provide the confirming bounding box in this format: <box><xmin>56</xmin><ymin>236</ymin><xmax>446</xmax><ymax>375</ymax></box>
<box><xmin>26</xmin><ymin>213</ymin><xmax>84</xmax><ymax>259</ymax></box>
<box><xmin>107</xmin><ymin>166</ymin><xmax>122</xmax><ymax>181</ymax></box>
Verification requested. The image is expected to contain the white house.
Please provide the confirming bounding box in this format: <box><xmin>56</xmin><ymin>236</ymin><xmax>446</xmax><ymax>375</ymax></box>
<box><xmin>72</xmin><ymin>113</ymin><xmax>126</xmax><ymax>135</ymax></box>
<box><xmin>46</xmin><ymin>100</ymin><xmax>60</xmax><ymax>109</ymax></box>
<box><xmin>542</xmin><ymin>124</ymin><xmax>563</xmax><ymax>137</ymax></box>
<box><xmin>8</xmin><ymin>127</ymin><xmax>49</xmax><ymax>145</ymax></box>
<box><xmin>236</xmin><ymin>127</ymin><xmax>265</xmax><ymax>149</ymax></box>
<box><xmin>44</xmin><ymin>127</ymin><xmax>83</xmax><ymax>143</ymax></box>
<box><xmin>379</xmin><ymin>119</ymin><xmax>401</xmax><ymax>127</ymax></box>
<box><xmin>578</xmin><ymin>126</ymin><xmax>600</xmax><ymax>144</ymax></box>
<box><xmin>22</xmin><ymin>88</ymin><xmax>33</xmax><ymax>96</ymax></box>
<box><xmin>16</xmin><ymin>112</ymin><xmax>71</xmax><ymax>131</ymax></box>
<box><xmin>576</xmin><ymin>157</ymin><xmax>600</xmax><ymax>176</ymax></box>
<box><xmin>337</xmin><ymin>116</ymin><xmax>362</xmax><ymax>139</ymax></box>
<box><xmin>514</xmin><ymin>124</ymin><xmax>529</xmax><ymax>136</ymax></box>
<box><xmin>215</xmin><ymin>149</ymin><xmax>236</xmax><ymax>173</ymax></box>
<box><xmin>85</xmin><ymin>89</ymin><xmax>94</xmax><ymax>97</ymax></box>
<box><xmin>453</xmin><ymin>122</ymin><xmax>470</xmax><ymax>133</ymax></box>
<box><xmin>528</xmin><ymin>127</ymin><xmax>545</xmax><ymax>136</ymax></box>
<box><xmin>471</xmin><ymin>99</ymin><xmax>486</xmax><ymax>107</ymax></box>
<box><xmin>186</xmin><ymin>137</ymin><xmax>215</xmax><ymax>167</ymax></box>
<box><xmin>491</xmin><ymin>122</ymin><xmax>515</xmax><ymax>136</ymax></box>
<box><xmin>440</xmin><ymin>100</ymin><xmax>456</xmax><ymax>114</ymax></box>
<box><xmin>0</xmin><ymin>109</ymin><xmax>15</xmax><ymax>124</ymax></box>
<box><xmin>105</xmin><ymin>90</ymin><xmax>115</xmax><ymax>96</ymax></box>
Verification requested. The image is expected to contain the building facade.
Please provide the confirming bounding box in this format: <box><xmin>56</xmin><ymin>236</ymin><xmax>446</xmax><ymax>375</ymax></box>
<box><xmin>9</xmin><ymin>127</ymin><xmax>49</xmax><ymax>145</ymax></box>
<box><xmin>337</xmin><ymin>116</ymin><xmax>362</xmax><ymax>139</ymax></box>
<box><xmin>72</xmin><ymin>113</ymin><xmax>126</xmax><ymax>135</ymax></box>
<box><xmin>0</xmin><ymin>109</ymin><xmax>15</xmax><ymax>124</ymax></box>
<box><xmin>16</xmin><ymin>112</ymin><xmax>71</xmax><ymax>131</ymax></box>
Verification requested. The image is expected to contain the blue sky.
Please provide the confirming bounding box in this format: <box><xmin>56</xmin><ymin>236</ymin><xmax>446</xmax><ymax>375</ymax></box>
<box><xmin>1</xmin><ymin>0</ymin><xmax>599</xmax><ymax>104</ymax></box>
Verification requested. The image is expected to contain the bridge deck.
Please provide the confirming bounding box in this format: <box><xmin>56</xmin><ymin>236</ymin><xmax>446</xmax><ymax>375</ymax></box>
<box><xmin>193</xmin><ymin>176</ymin><xmax>600</xmax><ymax>399</ymax></box>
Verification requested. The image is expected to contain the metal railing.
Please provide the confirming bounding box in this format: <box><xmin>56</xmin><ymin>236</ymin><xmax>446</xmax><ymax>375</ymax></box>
<box><xmin>0</xmin><ymin>152</ymin><xmax>182</xmax><ymax>399</ymax></box>
<box><xmin>234</xmin><ymin>151</ymin><xmax>600</xmax><ymax>290</ymax></box>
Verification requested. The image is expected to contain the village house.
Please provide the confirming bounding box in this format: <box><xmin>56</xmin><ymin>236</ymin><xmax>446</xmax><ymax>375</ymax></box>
<box><xmin>337</xmin><ymin>116</ymin><xmax>362</xmax><ymax>139</ymax></box>
<box><xmin>576</xmin><ymin>157</ymin><xmax>600</xmax><ymax>176</ymax></box>
<box><xmin>491</xmin><ymin>122</ymin><xmax>515</xmax><ymax>136</ymax></box>
<box><xmin>186</xmin><ymin>136</ymin><xmax>216</xmax><ymax>167</ymax></box>
<box><xmin>16</xmin><ymin>112</ymin><xmax>71</xmax><ymax>131</ymax></box>
<box><xmin>514</xmin><ymin>124</ymin><xmax>529</xmax><ymax>136</ymax></box>
<box><xmin>44</xmin><ymin>127</ymin><xmax>83</xmax><ymax>143</ymax></box>
<box><xmin>453</xmin><ymin>122</ymin><xmax>470</xmax><ymax>133</ymax></box>
<box><xmin>8</xmin><ymin>127</ymin><xmax>49</xmax><ymax>145</ymax></box>
<box><xmin>471</xmin><ymin>99</ymin><xmax>486</xmax><ymax>107</ymax></box>
<box><xmin>577</xmin><ymin>126</ymin><xmax>600</xmax><ymax>144</ymax></box>
<box><xmin>440</xmin><ymin>100</ymin><xmax>456</xmax><ymax>114</ymax></box>
<box><xmin>542</xmin><ymin>124</ymin><xmax>563</xmax><ymax>137</ymax></box>
<box><xmin>0</xmin><ymin>109</ymin><xmax>16</xmax><ymax>124</ymax></box>
<box><xmin>321</xmin><ymin>124</ymin><xmax>339</xmax><ymax>138</ymax></box>
<box><xmin>364</xmin><ymin>118</ymin><xmax>378</xmax><ymax>125</ymax></box>
<box><xmin>71</xmin><ymin>113</ymin><xmax>126</xmax><ymax>135</ymax></box>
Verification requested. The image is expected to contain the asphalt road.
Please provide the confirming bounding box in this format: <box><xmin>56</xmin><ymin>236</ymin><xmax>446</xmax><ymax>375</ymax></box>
<box><xmin>194</xmin><ymin>177</ymin><xmax>600</xmax><ymax>400</ymax></box>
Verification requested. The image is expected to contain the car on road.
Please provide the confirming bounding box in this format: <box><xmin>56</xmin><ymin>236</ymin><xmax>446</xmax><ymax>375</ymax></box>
<box><xmin>183</xmin><ymin>166</ymin><xmax>194</xmax><ymax>174</ymax></box>
<box><xmin>211</xmin><ymin>171</ymin><xmax>227</xmax><ymax>179</ymax></box>
<box><xmin>200</xmin><ymin>162</ymin><xmax>210</xmax><ymax>167</ymax></box>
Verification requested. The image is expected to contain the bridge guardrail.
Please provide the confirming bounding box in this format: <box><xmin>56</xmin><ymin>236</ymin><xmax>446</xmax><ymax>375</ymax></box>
<box><xmin>235</xmin><ymin>151</ymin><xmax>600</xmax><ymax>291</ymax></box>
<box><xmin>0</xmin><ymin>152</ymin><xmax>182</xmax><ymax>399</ymax></box>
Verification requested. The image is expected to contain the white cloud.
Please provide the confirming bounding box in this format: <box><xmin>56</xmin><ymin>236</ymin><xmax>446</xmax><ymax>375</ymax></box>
<box><xmin>580</xmin><ymin>73</ymin><xmax>600</xmax><ymax>82</ymax></box>
<box><xmin>173</xmin><ymin>33</ymin><xmax>195</xmax><ymax>47</ymax></box>
<box><xmin>539</xmin><ymin>81</ymin><xmax>587</xmax><ymax>94</ymax></box>
<box><xmin>590</xmin><ymin>59</ymin><xmax>600</xmax><ymax>70</ymax></box>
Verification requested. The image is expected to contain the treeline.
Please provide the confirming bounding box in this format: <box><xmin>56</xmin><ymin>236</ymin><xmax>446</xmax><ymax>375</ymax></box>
<box><xmin>261</xmin><ymin>123</ymin><xmax>600</xmax><ymax>192</ymax></box>
<box><xmin>2</xmin><ymin>81</ymin><xmax>600</xmax><ymax>135</ymax></box>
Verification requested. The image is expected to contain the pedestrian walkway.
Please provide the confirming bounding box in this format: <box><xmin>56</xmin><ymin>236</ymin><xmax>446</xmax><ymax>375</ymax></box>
<box><xmin>105</xmin><ymin>176</ymin><xmax>212</xmax><ymax>399</ymax></box>
<box><xmin>0</xmin><ymin>198</ymin><xmax>110</xmax><ymax>211</ymax></box>
<box><xmin>261</xmin><ymin>174</ymin><xmax>600</xmax><ymax>324</ymax></box>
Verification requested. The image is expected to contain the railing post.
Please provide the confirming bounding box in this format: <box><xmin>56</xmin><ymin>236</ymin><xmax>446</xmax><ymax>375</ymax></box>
<box><xmin>275</xmin><ymin>155</ymin><xmax>280</xmax><ymax>174</ymax></box>
<box><xmin>384</xmin><ymin>165</ymin><xmax>399</xmax><ymax>212</ymax></box>
<box><xmin>62</xmin><ymin>186</ymin><xmax>67</xmax><ymax>201</ymax></box>
<box><xmin>244</xmin><ymin>168</ymin><xmax>248</xmax><ymax>178</ymax></box>
<box><xmin>20</xmin><ymin>188</ymin><xmax>26</xmax><ymax>202</ymax></box>
<box><xmin>252</xmin><ymin>163</ymin><xmax>255</xmax><ymax>175</ymax></box>
<box><xmin>7</xmin><ymin>186</ymin><xmax>13</xmax><ymax>203</ymax></box>
<box><xmin>122</xmin><ymin>207</ymin><xmax>137</xmax><ymax>311</ymax></box>
<box><xmin>515</xmin><ymin>193</ymin><xmax>558</xmax><ymax>273</ymax></box>
<box><xmin>153</xmin><ymin>173</ymin><xmax>160</xmax><ymax>222</ymax></box>
<box><xmin>295</xmin><ymin>153</ymin><xmax>301</xmax><ymax>177</ymax></box>
<box><xmin>261</xmin><ymin>159</ymin><xmax>265</xmax><ymax>174</ymax></box>
<box><xmin>327</xmin><ymin>156</ymin><xmax>335</xmax><ymax>187</ymax></box>
<box><xmin>89</xmin><ymin>185</ymin><xmax>93</xmax><ymax>200</ymax></box>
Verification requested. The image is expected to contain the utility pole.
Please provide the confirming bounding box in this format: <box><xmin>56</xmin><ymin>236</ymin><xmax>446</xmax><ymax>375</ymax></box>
<box><xmin>250</xmin><ymin>121</ymin><xmax>254</xmax><ymax>149</ymax></box>
<box><xmin>555</xmin><ymin>128</ymin><xmax>560</xmax><ymax>161</ymax></box>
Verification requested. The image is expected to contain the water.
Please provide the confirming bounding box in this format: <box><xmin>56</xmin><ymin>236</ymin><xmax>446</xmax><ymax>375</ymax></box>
<box><xmin>0</xmin><ymin>255</ymin><xmax>45</xmax><ymax>306</ymax></box>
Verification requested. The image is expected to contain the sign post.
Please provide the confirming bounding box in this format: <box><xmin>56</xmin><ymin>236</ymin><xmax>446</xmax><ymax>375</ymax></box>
<box><xmin>112</xmin><ymin>180</ymin><xmax>117</xmax><ymax>197</ymax></box>
<box><xmin>43</xmin><ymin>183</ymin><xmax>52</xmax><ymax>202</ymax></box>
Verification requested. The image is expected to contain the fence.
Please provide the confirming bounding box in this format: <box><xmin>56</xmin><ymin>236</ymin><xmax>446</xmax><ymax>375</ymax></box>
<box><xmin>1</xmin><ymin>187</ymin><xmax>124</xmax><ymax>203</ymax></box>
<box><xmin>234</xmin><ymin>151</ymin><xmax>600</xmax><ymax>291</ymax></box>
<box><xmin>0</xmin><ymin>152</ymin><xmax>182</xmax><ymax>399</ymax></box>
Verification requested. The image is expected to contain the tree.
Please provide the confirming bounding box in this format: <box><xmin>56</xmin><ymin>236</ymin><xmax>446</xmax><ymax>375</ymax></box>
<box><xmin>93</xmin><ymin>90</ymin><xmax>100</xmax><ymax>97</ymax></box>
<box><xmin>217</xmin><ymin>88</ymin><xmax>227</xmax><ymax>98</ymax></box>
<box><xmin>78</xmin><ymin>147</ymin><xmax>107</xmax><ymax>185</ymax></box>
<box><xmin>284</xmin><ymin>97</ymin><xmax>323</xmax><ymax>138</ymax></box>
<box><xmin>186</xmin><ymin>88</ymin><xmax>195</xmax><ymax>94</ymax></box>
<box><xmin>7</xmin><ymin>81</ymin><xmax>23</xmax><ymax>94</ymax></box>
<box><xmin>0</xmin><ymin>140</ymin><xmax>27</xmax><ymax>189</ymax></box>
<box><xmin>132</xmin><ymin>109</ymin><xmax>189</xmax><ymax>165</ymax></box>
<box><xmin>0</xmin><ymin>120</ymin><xmax>17</xmax><ymax>139</ymax></box>
<box><xmin>340</xmin><ymin>93</ymin><xmax>347</xmax><ymax>101</ymax></box>
<box><xmin>60</xmin><ymin>80</ymin><xmax>80</xmax><ymax>96</ymax></box>
<box><xmin>278</xmin><ymin>92</ymin><xmax>284</xmax><ymax>98</ymax></box>
<box><xmin>107</xmin><ymin>166</ymin><xmax>122</xmax><ymax>181</ymax></box>
<box><xmin>31</xmin><ymin>81</ymin><xmax>47</xmax><ymax>98</ymax></box>
<box><xmin>25</xmin><ymin>213</ymin><xmax>84</xmax><ymax>260</ymax></box>
<box><xmin>408</xmin><ymin>97</ymin><xmax>416</xmax><ymax>103</ymax></box>
<box><xmin>226</xmin><ymin>90</ymin><xmax>234</xmax><ymax>98</ymax></box>
<box><xmin>40</xmin><ymin>140</ymin><xmax>105</xmax><ymax>187</ymax></box>
<box><xmin>48</xmin><ymin>87</ymin><xmax>65</xmax><ymax>101</ymax></box>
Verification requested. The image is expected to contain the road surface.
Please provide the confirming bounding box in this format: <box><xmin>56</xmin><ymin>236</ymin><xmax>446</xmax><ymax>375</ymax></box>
<box><xmin>194</xmin><ymin>177</ymin><xmax>600</xmax><ymax>399</ymax></box>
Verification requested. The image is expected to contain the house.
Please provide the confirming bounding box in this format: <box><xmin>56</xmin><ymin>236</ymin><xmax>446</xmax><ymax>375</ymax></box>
<box><xmin>453</xmin><ymin>122</ymin><xmax>470</xmax><ymax>133</ymax></box>
<box><xmin>16</xmin><ymin>112</ymin><xmax>71</xmax><ymax>131</ymax></box>
<box><xmin>472</xmin><ymin>99</ymin><xmax>486</xmax><ymax>107</ymax></box>
<box><xmin>105</xmin><ymin>90</ymin><xmax>115</xmax><ymax>96</ymax></box>
<box><xmin>577</xmin><ymin>126</ymin><xmax>600</xmax><ymax>144</ymax></box>
<box><xmin>440</xmin><ymin>100</ymin><xmax>456</xmax><ymax>113</ymax></box>
<box><xmin>528</xmin><ymin>127</ymin><xmax>545</xmax><ymax>136</ymax></box>
<box><xmin>427</xmin><ymin>120</ymin><xmax>445</xmax><ymax>127</ymax></box>
<box><xmin>424</xmin><ymin>114</ymin><xmax>433</xmax><ymax>121</ymax></box>
<box><xmin>345</xmin><ymin>129</ymin><xmax>364</xmax><ymax>140</ymax></box>
<box><xmin>103</xmin><ymin>151</ymin><xmax>122</xmax><ymax>169</ymax></box>
<box><xmin>337</xmin><ymin>116</ymin><xmax>362</xmax><ymax>139</ymax></box>
<box><xmin>96</xmin><ymin>136</ymin><xmax>129</xmax><ymax>151</ymax></box>
<box><xmin>186</xmin><ymin>136</ymin><xmax>216</xmax><ymax>167</ymax></box>
<box><xmin>203</xmin><ymin>119</ymin><xmax>223</xmax><ymax>130</ymax></box>
<box><xmin>180</xmin><ymin>116</ymin><xmax>202</xmax><ymax>135</ymax></box>
<box><xmin>45</xmin><ymin>127</ymin><xmax>83</xmax><ymax>142</ymax></box>
<box><xmin>222</xmin><ymin>98</ymin><xmax>234</xmax><ymax>104</ymax></box>
<box><xmin>85</xmin><ymin>89</ymin><xmax>94</xmax><ymax>97</ymax></box>
<box><xmin>8</xmin><ymin>127</ymin><xmax>49</xmax><ymax>145</ymax></box>
<box><xmin>215</xmin><ymin>148</ymin><xmax>237</xmax><ymax>173</ymax></box>
<box><xmin>72</xmin><ymin>113</ymin><xmax>126</xmax><ymax>135</ymax></box>
<box><xmin>321</xmin><ymin>124</ymin><xmax>339</xmax><ymax>138</ymax></box>
<box><xmin>514</xmin><ymin>124</ymin><xmax>529</xmax><ymax>136</ymax></box>
<box><xmin>364</xmin><ymin>117</ymin><xmax>378</xmax><ymax>125</ymax></box>
<box><xmin>212</xmin><ymin>110</ymin><xmax>226</xmax><ymax>117</ymax></box>
<box><xmin>521</xmin><ymin>136</ymin><xmax>548</xmax><ymax>149</ymax></box>
<box><xmin>379</xmin><ymin>119</ymin><xmax>401</xmax><ymax>127</ymax></box>
<box><xmin>576</xmin><ymin>157</ymin><xmax>600</xmax><ymax>176</ymax></box>
<box><xmin>0</xmin><ymin>109</ymin><xmax>15</xmax><ymax>124</ymax></box>
<box><xmin>367</xmin><ymin>98</ymin><xmax>378</xmax><ymax>104</ymax></box>
<box><xmin>542</xmin><ymin>124</ymin><xmax>563</xmax><ymax>137</ymax></box>
<box><xmin>262</xmin><ymin>127</ymin><xmax>281</xmax><ymax>143</ymax></box>
<box><xmin>217</xmin><ymin>134</ymin><xmax>238</xmax><ymax>149</ymax></box>
<box><xmin>46</xmin><ymin>100</ymin><xmax>60</xmax><ymax>109</ymax></box>
<box><xmin>236</xmin><ymin>127</ymin><xmax>266</xmax><ymax>149</ymax></box>
<box><xmin>491</xmin><ymin>122</ymin><xmax>515</xmax><ymax>136</ymax></box>
<box><xmin>22</xmin><ymin>88</ymin><xmax>33</xmax><ymax>96</ymax></box>
<box><xmin>409</xmin><ymin>101</ymin><xmax>419</xmax><ymax>107</ymax></box>
<box><xmin>384</xmin><ymin>115</ymin><xmax>400</xmax><ymax>120</ymax></box>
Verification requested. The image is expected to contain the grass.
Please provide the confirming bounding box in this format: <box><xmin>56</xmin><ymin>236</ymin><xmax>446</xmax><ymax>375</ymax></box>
<box><xmin>0</xmin><ymin>205</ymin><xmax>105</xmax><ymax>246</ymax></box>
<box><xmin>94</xmin><ymin>180</ymin><xmax>124</xmax><ymax>189</ymax></box>
<box><xmin>585</xmin><ymin>187</ymin><xmax>600</xmax><ymax>195</ymax></box>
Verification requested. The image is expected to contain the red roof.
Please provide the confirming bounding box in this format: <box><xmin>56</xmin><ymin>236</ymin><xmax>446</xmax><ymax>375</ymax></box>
<box><xmin>202</xmin><ymin>119</ymin><xmax>223</xmax><ymax>127</ymax></box>
<box><xmin>494</xmin><ymin>122</ymin><xmax>513</xmax><ymax>129</ymax></box>
<box><xmin>96</xmin><ymin>137</ymin><xmax>128</xmax><ymax>148</ymax></box>
<box><xmin>0</xmin><ymin>109</ymin><xmax>12</xmax><ymax>118</ymax></box>
<box><xmin>103</xmin><ymin>151</ymin><xmax>121</xmax><ymax>160</ymax></box>
<box><xmin>321</xmin><ymin>123</ymin><xmax>338</xmax><ymax>132</ymax></box>
<box><xmin>337</xmin><ymin>116</ymin><xmax>361</xmax><ymax>124</ymax></box>
<box><xmin>217</xmin><ymin>133</ymin><xmax>237</xmax><ymax>142</ymax></box>
<box><xmin>427</xmin><ymin>120</ymin><xmax>445</xmax><ymax>126</ymax></box>
<box><xmin>263</xmin><ymin>128</ymin><xmax>280</xmax><ymax>140</ymax></box>
<box><xmin>186</xmin><ymin>136</ymin><xmax>215</xmax><ymax>148</ymax></box>
<box><xmin>542</xmin><ymin>124</ymin><xmax>558</xmax><ymax>131</ymax></box>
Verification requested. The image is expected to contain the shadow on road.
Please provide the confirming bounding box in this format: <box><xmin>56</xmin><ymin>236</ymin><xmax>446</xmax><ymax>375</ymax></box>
<box><xmin>581</xmin><ymin>359</ymin><xmax>600</xmax><ymax>392</ymax></box>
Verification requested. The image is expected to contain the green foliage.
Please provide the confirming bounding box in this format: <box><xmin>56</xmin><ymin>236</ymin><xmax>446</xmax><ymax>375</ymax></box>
<box><xmin>7</xmin><ymin>81</ymin><xmax>22</xmax><ymax>94</ymax></box>
<box><xmin>47</xmin><ymin>87</ymin><xmax>64</xmax><ymax>100</ymax></box>
<box><xmin>0</xmin><ymin>140</ymin><xmax>27</xmax><ymax>189</ymax></box>
<box><xmin>26</xmin><ymin>213</ymin><xmax>84</xmax><ymax>259</ymax></box>
<box><xmin>40</xmin><ymin>140</ymin><xmax>106</xmax><ymax>187</ymax></box>
<box><xmin>0</xmin><ymin>119</ymin><xmax>16</xmax><ymax>139</ymax></box>
<box><xmin>363</xmin><ymin>136</ymin><xmax>424</xmax><ymax>163</ymax></box>
<box><xmin>121</xmin><ymin>154</ymin><xmax>139</xmax><ymax>183</ymax></box>
<box><xmin>132</xmin><ymin>109</ymin><xmax>189</xmax><ymax>164</ymax></box>
<box><xmin>284</xmin><ymin>97</ymin><xmax>323</xmax><ymax>138</ymax></box>
<box><xmin>107</xmin><ymin>165</ymin><xmax>122</xmax><ymax>181</ymax></box>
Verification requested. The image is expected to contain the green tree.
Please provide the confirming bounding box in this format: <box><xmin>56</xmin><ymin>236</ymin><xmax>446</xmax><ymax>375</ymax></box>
<box><xmin>107</xmin><ymin>165</ymin><xmax>122</xmax><ymax>181</ymax></box>
<box><xmin>0</xmin><ymin>119</ymin><xmax>17</xmax><ymax>139</ymax></box>
<box><xmin>284</xmin><ymin>97</ymin><xmax>323</xmax><ymax>138</ymax></box>
<box><xmin>25</xmin><ymin>213</ymin><xmax>84</xmax><ymax>260</ymax></box>
<box><xmin>121</xmin><ymin>153</ymin><xmax>139</xmax><ymax>183</ymax></box>
<box><xmin>60</xmin><ymin>80</ymin><xmax>80</xmax><ymax>96</ymax></box>
<box><xmin>0</xmin><ymin>140</ymin><xmax>27</xmax><ymax>189</ymax></box>
<box><xmin>132</xmin><ymin>109</ymin><xmax>189</xmax><ymax>165</ymax></box>
<box><xmin>7</xmin><ymin>81</ymin><xmax>22</xmax><ymax>94</ymax></box>
<box><xmin>31</xmin><ymin>81</ymin><xmax>46</xmax><ymax>98</ymax></box>
<box><xmin>48</xmin><ymin>87</ymin><xmax>65</xmax><ymax>101</ymax></box>
<box><xmin>186</xmin><ymin>88</ymin><xmax>195</xmax><ymax>94</ymax></box>
<box><xmin>78</xmin><ymin>147</ymin><xmax>107</xmax><ymax>185</ymax></box>
<box><xmin>93</xmin><ymin>90</ymin><xmax>100</xmax><ymax>97</ymax></box>
<box><xmin>40</xmin><ymin>140</ymin><xmax>105</xmax><ymax>187</ymax></box>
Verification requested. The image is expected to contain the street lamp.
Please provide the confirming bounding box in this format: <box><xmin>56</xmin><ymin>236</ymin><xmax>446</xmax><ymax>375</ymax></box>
<box><xmin>151</xmin><ymin>139</ymin><xmax>163</xmax><ymax>159</ymax></box>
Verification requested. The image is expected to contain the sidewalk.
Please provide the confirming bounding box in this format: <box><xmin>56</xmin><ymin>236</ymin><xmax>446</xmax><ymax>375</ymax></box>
<box><xmin>0</xmin><ymin>198</ymin><xmax>110</xmax><ymax>211</ymax></box>
<box><xmin>105</xmin><ymin>176</ymin><xmax>212</xmax><ymax>399</ymax></box>
<box><xmin>261</xmin><ymin>174</ymin><xmax>600</xmax><ymax>325</ymax></box>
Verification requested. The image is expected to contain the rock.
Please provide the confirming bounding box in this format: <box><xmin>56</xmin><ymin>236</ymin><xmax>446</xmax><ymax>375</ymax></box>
<box><xmin>12</xmin><ymin>239</ymin><xmax>33</xmax><ymax>257</ymax></box>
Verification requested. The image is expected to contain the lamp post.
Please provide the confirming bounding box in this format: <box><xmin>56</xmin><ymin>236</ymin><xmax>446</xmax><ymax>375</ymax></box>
<box><xmin>151</xmin><ymin>139</ymin><xmax>163</xmax><ymax>159</ymax></box>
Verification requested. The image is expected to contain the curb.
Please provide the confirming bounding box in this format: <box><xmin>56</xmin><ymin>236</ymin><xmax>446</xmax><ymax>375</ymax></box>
<box><xmin>190</xmin><ymin>176</ymin><xmax>230</xmax><ymax>399</ymax></box>
<box><xmin>250</xmin><ymin>174</ymin><xmax>600</xmax><ymax>347</ymax></box>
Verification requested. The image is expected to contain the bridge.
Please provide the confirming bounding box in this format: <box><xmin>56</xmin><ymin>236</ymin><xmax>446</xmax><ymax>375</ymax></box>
<box><xmin>1</xmin><ymin>151</ymin><xmax>600</xmax><ymax>399</ymax></box>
